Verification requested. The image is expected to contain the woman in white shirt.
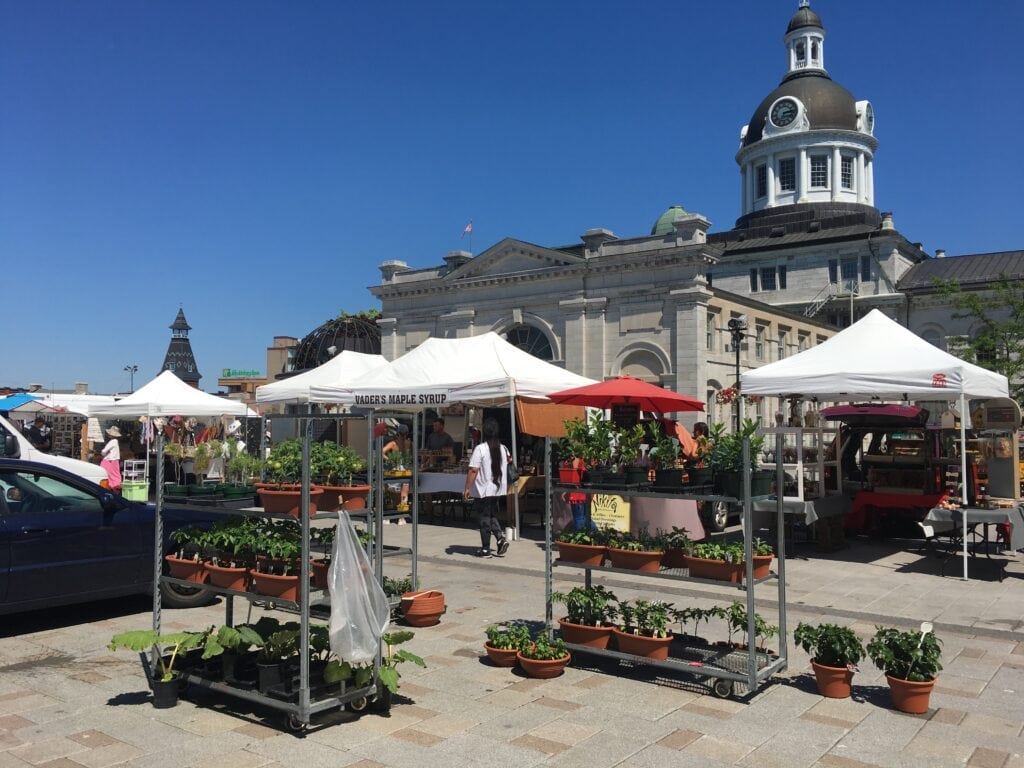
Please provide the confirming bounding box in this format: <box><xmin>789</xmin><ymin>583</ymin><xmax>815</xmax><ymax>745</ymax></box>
<box><xmin>100</xmin><ymin>426</ymin><xmax>123</xmax><ymax>491</ymax></box>
<box><xmin>463</xmin><ymin>418</ymin><xmax>510</xmax><ymax>558</ymax></box>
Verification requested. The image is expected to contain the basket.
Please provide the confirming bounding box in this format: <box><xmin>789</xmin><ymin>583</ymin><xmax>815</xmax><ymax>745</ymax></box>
<box><xmin>121</xmin><ymin>481</ymin><xmax>150</xmax><ymax>502</ymax></box>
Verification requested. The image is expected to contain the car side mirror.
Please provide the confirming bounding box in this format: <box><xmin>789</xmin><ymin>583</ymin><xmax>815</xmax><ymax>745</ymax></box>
<box><xmin>100</xmin><ymin>492</ymin><xmax>120</xmax><ymax>511</ymax></box>
<box><xmin>3</xmin><ymin>434</ymin><xmax>19</xmax><ymax>458</ymax></box>
<box><xmin>6</xmin><ymin>487</ymin><xmax>22</xmax><ymax>501</ymax></box>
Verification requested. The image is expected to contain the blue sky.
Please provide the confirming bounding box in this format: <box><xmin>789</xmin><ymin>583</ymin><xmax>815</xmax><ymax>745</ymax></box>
<box><xmin>2</xmin><ymin>1</ymin><xmax>1022</xmax><ymax>394</ymax></box>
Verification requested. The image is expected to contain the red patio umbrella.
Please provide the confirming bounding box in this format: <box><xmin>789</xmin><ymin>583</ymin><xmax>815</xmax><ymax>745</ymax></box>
<box><xmin>546</xmin><ymin>376</ymin><xmax>704</xmax><ymax>413</ymax></box>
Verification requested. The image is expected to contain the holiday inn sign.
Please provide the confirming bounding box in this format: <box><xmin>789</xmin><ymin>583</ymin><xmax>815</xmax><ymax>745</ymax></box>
<box><xmin>221</xmin><ymin>368</ymin><xmax>262</xmax><ymax>378</ymax></box>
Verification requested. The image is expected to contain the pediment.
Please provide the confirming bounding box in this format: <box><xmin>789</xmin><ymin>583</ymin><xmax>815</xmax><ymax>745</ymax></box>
<box><xmin>448</xmin><ymin>238</ymin><xmax>583</xmax><ymax>280</ymax></box>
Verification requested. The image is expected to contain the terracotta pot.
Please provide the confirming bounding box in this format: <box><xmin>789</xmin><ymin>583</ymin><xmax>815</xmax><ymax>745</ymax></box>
<box><xmin>340</xmin><ymin>485</ymin><xmax>371</xmax><ymax>510</ymax></box>
<box><xmin>251</xmin><ymin>570</ymin><xmax>300</xmax><ymax>602</ymax></box>
<box><xmin>811</xmin><ymin>660</ymin><xmax>854</xmax><ymax>698</ymax></box>
<box><xmin>516</xmin><ymin>651</ymin><xmax>570</xmax><ymax>679</ymax></box>
<box><xmin>164</xmin><ymin>555</ymin><xmax>208</xmax><ymax>584</ymax></box>
<box><xmin>401</xmin><ymin>590</ymin><xmax>445</xmax><ymax>627</ymax></box>
<box><xmin>483</xmin><ymin>642</ymin><xmax>520</xmax><ymax>667</ymax></box>
<box><xmin>886</xmin><ymin>675</ymin><xmax>936</xmax><ymax>714</ymax></box>
<box><xmin>557</xmin><ymin>618</ymin><xmax>614</xmax><ymax>649</ymax></box>
<box><xmin>317</xmin><ymin>486</ymin><xmax>344</xmax><ymax>512</ymax></box>
<box><xmin>311</xmin><ymin>558</ymin><xmax>330</xmax><ymax>590</ymax></box>
<box><xmin>749</xmin><ymin>554</ymin><xmax>774</xmax><ymax>580</ymax></box>
<box><xmin>612</xmin><ymin>628</ymin><xmax>673</xmax><ymax>660</ymax></box>
<box><xmin>684</xmin><ymin>555</ymin><xmax>743</xmax><ymax>583</ymax></box>
<box><xmin>556</xmin><ymin>542</ymin><xmax>606</xmax><ymax>566</ymax></box>
<box><xmin>607</xmin><ymin>548</ymin><xmax>663</xmax><ymax>573</ymax></box>
<box><xmin>661</xmin><ymin>547</ymin><xmax>688</xmax><ymax>569</ymax></box>
<box><xmin>257</xmin><ymin>486</ymin><xmax>323</xmax><ymax>518</ymax></box>
<box><xmin>204</xmin><ymin>561</ymin><xmax>248</xmax><ymax>591</ymax></box>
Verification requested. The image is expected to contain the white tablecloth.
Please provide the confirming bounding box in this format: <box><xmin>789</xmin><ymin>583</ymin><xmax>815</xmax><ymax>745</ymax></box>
<box><xmin>925</xmin><ymin>505</ymin><xmax>1024</xmax><ymax>551</ymax></box>
<box><xmin>752</xmin><ymin>494</ymin><xmax>852</xmax><ymax>527</ymax></box>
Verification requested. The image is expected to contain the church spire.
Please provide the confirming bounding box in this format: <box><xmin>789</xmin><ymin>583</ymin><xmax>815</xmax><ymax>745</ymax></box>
<box><xmin>161</xmin><ymin>306</ymin><xmax>201</xmax><ymax>387</ymax></box>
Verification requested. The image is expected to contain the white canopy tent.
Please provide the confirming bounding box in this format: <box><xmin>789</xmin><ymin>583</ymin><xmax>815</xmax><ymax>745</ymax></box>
<box><xmin>311</xmin><ymin>332</ymin><xmax>598</xmax><ymax>536</ymax></box>
<box><xmin>255</xmin><ymin>350</ymin><xmax>388</xmax><ymax>405</ymax></box>
<box><xmin>92</xmin><ymin>371</ymin><xmax>250</xmax><ymax>417</ymax></box>
<box><xmin>741</xmin><ymin>309</ymin><xmax>1010</xmax><ymax>579</ymax></box>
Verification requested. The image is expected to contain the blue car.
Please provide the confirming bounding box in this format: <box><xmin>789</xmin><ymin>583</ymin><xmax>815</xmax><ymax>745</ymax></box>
<box><xmin>0</xmin><ymin>459</ymin><xmax>217</xmax><ymax>615</ymax></box>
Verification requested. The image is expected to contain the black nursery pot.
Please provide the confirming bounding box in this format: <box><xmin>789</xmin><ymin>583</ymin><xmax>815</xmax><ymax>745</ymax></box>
<box><xmin>151</xmin><ymin>677</ymin><xmax>179</xmax><ymax>709</ymax></box>
<box><xmin>257</xmin><ymin>661</ymin><xmax>283</xmax><ymax>694</ymax></box>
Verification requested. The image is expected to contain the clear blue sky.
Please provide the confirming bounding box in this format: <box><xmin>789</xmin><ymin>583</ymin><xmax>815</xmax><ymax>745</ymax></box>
<box><xmin>2</xmin><ymin>1</ymin><xmax>1021</xmax><ymax>394</ymax></box>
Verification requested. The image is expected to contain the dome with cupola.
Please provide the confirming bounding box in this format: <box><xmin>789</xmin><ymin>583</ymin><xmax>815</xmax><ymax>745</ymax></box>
<box><xmin>651</xmin><ymin>205</ymin><xmax>689</xmax><ymax>235</ymax></box>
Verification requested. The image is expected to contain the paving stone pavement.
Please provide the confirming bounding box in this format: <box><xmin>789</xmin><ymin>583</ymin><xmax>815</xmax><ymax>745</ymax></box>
<box><xmin>1</xmin><ymin>519</ymin><xmax>1023</xmax><ymax>768</ymax></box>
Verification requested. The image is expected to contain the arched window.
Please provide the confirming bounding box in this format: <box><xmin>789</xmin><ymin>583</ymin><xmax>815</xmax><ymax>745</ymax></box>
<box><xmin>920</xmin><ymin>329</ymin><xmax>944</xmax><ymax>350</ymax></box>
<box><xmin>796</xmin><ymin>41</ymin><xmax>806</xmax><ymax>63</ymax></box>
<box><xmin>620</xmin><ymin>350</ymin><xmax>664</xmax><ymax>384</ymax></box>
<box><xmin>811</xmin><ymin>41</ymin><xmax>819</xmax><ymax>62</ymax></box>
<box><xmin>505</xmin><ymin>324</ymin><xmax>553</xmax><ymax>361</ymax></box>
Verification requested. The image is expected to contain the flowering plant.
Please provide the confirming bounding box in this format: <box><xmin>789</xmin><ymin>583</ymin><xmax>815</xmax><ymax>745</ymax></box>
<box><xmin>715</xmin><ymin>387</ymin><xmax>738</xmax><ymax>405</ymax></box>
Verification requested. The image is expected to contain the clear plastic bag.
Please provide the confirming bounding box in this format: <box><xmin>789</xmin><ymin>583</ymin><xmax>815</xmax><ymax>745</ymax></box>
<box><xmin>328</xmin><ymin>511</ymin><xmax>391</xmax><ymax>664</ymax></box>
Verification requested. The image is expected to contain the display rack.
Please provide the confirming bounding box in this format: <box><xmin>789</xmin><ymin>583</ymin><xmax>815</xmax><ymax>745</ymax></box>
<box><xmin>758</xmin><ymin>425</ymin><xmax>840</xmax><ymax>501</ymax></box>
<box><xmin>149</xmin><ymin>412</ymin><xmax>411</xmax><ymax>730</ymax></box>
<box><xmin>543</xmin><ymin>435</ymin><xmax>789</xmax><ymax>698</ymax></box>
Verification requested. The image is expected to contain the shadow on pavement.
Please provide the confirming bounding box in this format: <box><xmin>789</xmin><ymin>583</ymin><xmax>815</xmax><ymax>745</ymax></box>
<box><xmin>0</xmin><ymin>594</ymin><xmax>152</xmax><ymax>638</ymax></box>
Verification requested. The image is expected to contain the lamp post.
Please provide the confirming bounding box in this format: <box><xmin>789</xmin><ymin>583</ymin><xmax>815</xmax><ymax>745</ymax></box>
<box><xmin>727</xmin><ymin>316</ymin><xmax>749</xmax><ymax>432</ymax></box>
<box><xmin>124</xmin><ymin>364</ymin><xmax>139</xmax><ymax>393</ymax></box>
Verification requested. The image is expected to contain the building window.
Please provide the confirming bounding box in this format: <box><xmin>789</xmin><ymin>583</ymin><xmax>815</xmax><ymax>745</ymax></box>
<box><xmin>841</xmin><ymin>259</ymin><xmax>858</xmax><ymax>283</ymax></box>
<box><xmin>707</xmin><ymin>314</ymin><xmax>716</xmax><ymax>350</ymax></box>
<box><xmin>755</xmin><ymin>327</ymin><xmax>766</xmax><ymax>360</ymax></box>
<box><xmin>796</xmin><ymin>41</ymin><xmax>806</xmax><ymax>63</ymax></box>
<box><xmin>798</xmin><ymin>334</ymin><xmax>808</xmax><ymax>352</ymax></box>
<box><xmin>167</xmin><ymin>363</ymin><xmax>176</xmax><ymax>371</ymax></box>
<box><xmin>828</xmin><ymin>259</ymin><xmax>838</xmax><ymax>284</ymax></box>
<box><xmin>504</xmin><ymin>324</ymin><xmax>553</xmax><ymax>360</ymax></box>
<box><xmin>760</xmin><ymin>267</ymin><xmax>777</xmax><ymax>291</ymax></box>
<box><xmin>750</xmin><ymin>269</ymin><xmax>758</xmax><ymax>292</ymax></box>
<box><xmin>778</xmin><ymin>158</ymin><xmax>796</xmax><ymax>191</ymax></box>
<box><xmin>810</xmin><ymin>156</ymin><xmax>829</xmax><ymax>187</ymax></box>
<box><xmin>778</xmin><ymin>265</ymin><xmax>787</xmax><ymax>289</ymax></box>
<box><xmin>778</xmin><ymin>331</ymin><xmax>788</xmax><ymax>360</ymax></box>
<box><xmin>756</xmin><ymin>164</ymin><xmax>767</xmax><ymax>198</ymax></box>
<box><xmin>841</xmin><ymin>156</ymin><xmax>854</xmax><ymax>189</ymax></box>
<box><xmin>811</xmin><ymin>41</ymin><xmax>819</xmax><ymax>62</ymax></box>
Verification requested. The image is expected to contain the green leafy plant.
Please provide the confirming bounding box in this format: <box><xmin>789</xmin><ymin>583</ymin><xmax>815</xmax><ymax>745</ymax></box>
<box><xmin>724</xmin><ymin>601</ymin><xmax>779</xmax><ymax>649</ymax></box>
<box><xmin>709</xmin><ymin>418</ymin><xmax>766</xmax><ymax>472</ymax></box>
<box><xmin>170</xmin><ymin>526</ymin><xmax>207</xmax><ymax>560</ymax></box>
<box><xmin>556</xmin><ymin>529</ymin><xmax>601</xmax><ymax>546</ymax></box>
<box><xmin>258</xmin><ymin>628</ymin><xmax>300</xmax><ymax>664</ymax></box>
<box><xmin>383</xmin><ymin>574</ymin><xmax>416</xmax><ymax>597</ymax></box>
<box><xmin>311</xmin><ymin>441</ymin><xmax>366</xmax><ymax>485</ymax></box>
<box><xmin>266</xmin><ymin>439</ymin><xmax>303</xmax><ymax>485</ymax></box>
<box><xmin>677</xmin><ymin>605</ymin><xmax>724</xmax><ymax>638</ymax></box>
<box><xmin>752</xmin><ymin>538</ymin><xmax>774</xmax><ymax>556</ymax></box>
<box><xmin>615</xmin><ymin>423</ymin><xmax>647</xmax><ymax>467</ymax></box>
<box><xmin>616</xmin><ymin>599</ymin><xmax>675</xmax><ymax>638</ymax></box>
<box><xmin>607</xmin><ymin>525</ymin><xmax>663</xmax><ymax>553</ymax></box>
<box><xmin>550</xmin><ymin>586</ymin><xmax>619</xmax><ymax>627</ymax></box>
<box><xmin>866</xmin><ymin>625</ymin><xmax>942</xmax><ymax>682</ymax></box>
<box><xmin>520</xmin><ymin>632</ymin><xmax>569</xmax><ymax>661</ymax></box>
<box><xmin>227</xmin><ymin>452</ymin><xmax>262</xmax><ymax>485</ymax></box>
<box><xmin>793</xmin><ymin>622</ymin><xmax>864</xmax><ymax>669</ymax></box>
<box><xmin>108</xmin><ymin>628</ymin><xmax>210</xmax><ymax>682</ymax></box>
<box><xmin>647</xmin><ymin>422</ymin><xmax>680</xmax><ymax>468</ymax></box>
<box><xmin>657</xmin><ymin>526</ymin><xmax>691</xmax><ymax>551</ymax></box>
<box><xmin>201</xmin><ymin>624</ymin><xmax>264</xmax><ymax>660</ymax></box>
<box><xmin>485</xmin><ymin>622</ymin><xmax>531</xmax><ymax>651</ymax></box>
<box><xmin>691</xmin><ymin>541</ymin><xmax>744</xmax><ymax>563</ymax></box>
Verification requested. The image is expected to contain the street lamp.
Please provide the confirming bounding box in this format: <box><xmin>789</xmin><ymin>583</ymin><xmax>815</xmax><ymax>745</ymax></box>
<box><xmin>124</xmin><ymin>364</ymin><xmax>139</xmax><ymax>393</ymax></box>
<box><xmin>727</xmin><ymin>315</ymin><xmax>748</xmax><ymax>432</ymax></box>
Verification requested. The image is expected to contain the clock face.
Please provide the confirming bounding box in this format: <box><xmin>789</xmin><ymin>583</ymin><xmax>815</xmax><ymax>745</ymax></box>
<box><xmin>865</xmin><ymin>103</ymin><xmax>875</xmax><ymax>133</ymax></box>
<box><xmin>770</xmin><ymin>98</ymin><xmax>798</xmax><ymax>127</ymax></box>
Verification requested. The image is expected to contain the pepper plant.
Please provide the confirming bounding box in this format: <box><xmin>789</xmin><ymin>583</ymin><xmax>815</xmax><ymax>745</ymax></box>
<box><xmin>866</xmin><ymin>625</ymin><xmax>942</xmax><ymax>682</ymax></box>
<box><xmin>485</xmin><ymin>622</ymin><xmax>531</xmax><ymax>651</ymax></box>
<box><xmin>793</xmin><ymin>622</ymin><xmax>864</xmax><ymax>669</ymax></box>
<box><xmin>550</xmin><ymin>585</ymin><xmax>619</xmax><ymax>627</ymax></box>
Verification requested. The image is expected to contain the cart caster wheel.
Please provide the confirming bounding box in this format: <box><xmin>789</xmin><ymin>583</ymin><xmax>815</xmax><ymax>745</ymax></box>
<box><xmin>711</xmin><ymin>679</ymin><xmax>734</xmax><ymax>699</ymax></box>
<box><xmin>286</xmin><ymin>714</ymin><xmax>308</xmax><ymax>732</ymax></box>
<box><xmin>345</xmin><ymin>696</ymin><xmax>369</xmax><ymax>713</ymax></box>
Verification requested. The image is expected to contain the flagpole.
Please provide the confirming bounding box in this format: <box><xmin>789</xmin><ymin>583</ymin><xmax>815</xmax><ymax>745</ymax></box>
<box><xmin>469</xmin><ymin>219</ymin><xmax>473</xmax><ymax>255</ymax></box>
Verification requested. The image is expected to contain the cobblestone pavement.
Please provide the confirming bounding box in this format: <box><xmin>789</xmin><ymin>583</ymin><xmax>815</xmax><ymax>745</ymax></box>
<box><xmin>1</xmin><ymin>519</ymin><xmax>1022</xmax><ymax>768</ymax></box>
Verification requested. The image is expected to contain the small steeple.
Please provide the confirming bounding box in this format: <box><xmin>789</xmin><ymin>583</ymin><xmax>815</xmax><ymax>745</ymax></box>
<box><xmin>785</xmin><ymin>1</ymin><xmax>826</xmax><ymax>77</ymax></box>
<box><xmin>161</xmin><ymin>307</ymin><xmax>201</xmax><ymax>386</ymax></box>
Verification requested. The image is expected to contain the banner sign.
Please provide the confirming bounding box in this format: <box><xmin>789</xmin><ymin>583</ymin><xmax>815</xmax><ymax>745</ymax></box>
<box><xmin>221</xmin><ymin>368</ymin><xmax>262</xmax><ymax>378</ymax></box>
<box><xmin>590</xmin><ymin>493</ymin><xmax>630</xmax><ymax>532</ymax></box>
<box><xmin>354</xmin><ymin>392</ymin><xmax>448</xmax><ymax>406</ymax></box>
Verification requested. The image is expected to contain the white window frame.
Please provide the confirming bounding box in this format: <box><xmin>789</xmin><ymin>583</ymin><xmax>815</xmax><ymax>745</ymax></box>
<box><xmin>778</xmin><ymin>157</ymin><xmax>796</xmax><ymax>192</ymax></box>
<box><xmin>810</xmin><ymin>155</ymin><xmax>829</xmax><ymax>188</ymax></box>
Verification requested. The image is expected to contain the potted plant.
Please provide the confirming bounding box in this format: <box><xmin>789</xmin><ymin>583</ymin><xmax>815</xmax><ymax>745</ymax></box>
<box><xmin>557</xmin><ymin>417</ymin><xmax>591</xmax><ymax>483</ymax></box>
<box><xmin>684</xmin><ymin>541</ymin><xmax>745</xmax><ymax>582</ymax></box>
<box><xmin>311</xmin><ymin>442</ymin><xmax>369</xmax><ymax>511</ymax></box>
<box><xmin>166</xmin><ymin>526</ymin><xmax>209</xmax><ymax>584</ymax></box>
<box><xmin>200</xmin><ymin>623</ymin><xmax>264</xmax><ymax>681</ymax></box>
<box><xmin>606</xmin><ymin>526</ymin><xmax>664</xmax><ymax>572</ymax></box>
<box><xmin>259</xmin><ymin>439</ymin><xmax>324</xmax><ymax>517</ymax></box>
<box><xmin>251</xmin><ymin>522</ymin><xmax>303</xmax><ymax>602</ymax></box>
<box><xmin>709</xmin><ymin>419</ymin><xmax>770</xmax><ymax>499</ymax></box>
<box><xmin>108</xmin><ymin>628</ymin><xmax>209</xmax><ymax>708</ymax></box>
<box><xmin>724</xmin><ymin>601</ymin><xmax>779</xmax><ymax>656</ymax></box>
<box><xmin>579</xmin><ymin>411</ymin><xmax>617</xmax><ymax>484</ymax></box>
<box><xmin>613</xmin><ymin>599</ymin><xmax>676</xmax><ymax>659</ymax></box>
<box><xmin>254</xmin><ymin>625</ymin><xmax>299</xmax><ymax>694</ymax></box>
<box><xmin>190</xmin><ymin>443</ymin><xmax>212</xmax><ymax>490</ymax></box>
<box><xmin>866</xmin><ymin>623</ymin><xmax>942</xmax><ymax>714</ymax></box>
<box><xmin>204</xmin><ymin>517</ymin><xmax>257</xmax><ymax>591</ymax></box>
<box><xmin>676</xmin><ymin>605</ymin><xmax>723</xmax><ymax>644</ymax></box>
<box><xmin>309</xmin><ymin>525</ymin><xmax>337</xmax><ymax>590</ymax></box>
<box><xmin>750</xmin><ymin>538</ymin><xmax>774</xmax><ymax>580</ymax></box>
<box><xmin>325</xmin><ymin>630</ymin><xmax>425</xmax><ymax>711</ymax></box>
<box><xmin>793</xmin><ymin>622</ymin><xmax>865</xmax><ymax>699</ymax></box>
<box><xmin>615</xmin><ymin>423</ymin><xmax>649</xmax><ymax>485</ymax></box>
<box><xmin>484</xmin><ymin>622</ymin><xmax>531</xmax><ymax>666</ymax></box>
<box><xmin>686</xmin><ymin>431</ymin><xmax>714</xmax><ymax>487</ymax></box>
<box><xmin>658</xmin><ymin>526</ymin><xmax>691</xmax><ymax>569</ymax></box>
<box><xmin>517</xmin><ymin>632</ymin><xmax>571</xmax><ymax>678</ymax></box>
<box><xmin>400</xmin><ymin>589</ymin><xmax>446</xmax><ymax>627</ymax></box>
<box><xmin>225</xmin><ymin>452</ymin><xmax>261</xmax><ymax>497</ymax></box>
<box><xmin>163</xmin><ymin>442</ymin><xmax>188</xmax><ymax>495</ymax></box>
<box><xmin>554</xmin><ymin>527</ymin><xmax>608</xmax><ymax>566</ymax></box>
<box><xmin>550</xmin><ymin>585</ymin><xmax>619</xmax><ymax>649</ymax></box>
<box><xmin>648</xmin><ymin>423</ymin><xmax>682</xmax><ymax>488</ymax></box>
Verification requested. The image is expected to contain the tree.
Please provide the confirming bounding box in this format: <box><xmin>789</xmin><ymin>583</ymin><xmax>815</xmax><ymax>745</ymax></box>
<box><xmin>934</xmin><ymin>276</ymin><xmax>1024</xmax><ymax>402</ymax></box>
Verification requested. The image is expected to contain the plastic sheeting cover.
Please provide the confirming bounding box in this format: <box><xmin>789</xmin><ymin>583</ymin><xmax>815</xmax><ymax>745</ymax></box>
<box><xmin>328</xmin><ymin>511</ymin><xmax>391</xmax><ymax>664</ymax></box>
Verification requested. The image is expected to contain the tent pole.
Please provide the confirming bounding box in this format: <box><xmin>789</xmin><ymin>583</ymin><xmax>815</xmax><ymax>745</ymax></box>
<box><xmin>960</xmin><ymin>393</ymin><xmax>969</xmax><ymax>581</ymax></box>
<box><xmin>510</xmin><ymin>395</ymin><xmax>520</xmax><ymax>540</ymax></box>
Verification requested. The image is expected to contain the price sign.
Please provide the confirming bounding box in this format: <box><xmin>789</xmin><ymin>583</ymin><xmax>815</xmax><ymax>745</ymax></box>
<box><xmin>590</xmin><ymin>493</ymin><xmax>630</xmax><ymax>532</ymax></box>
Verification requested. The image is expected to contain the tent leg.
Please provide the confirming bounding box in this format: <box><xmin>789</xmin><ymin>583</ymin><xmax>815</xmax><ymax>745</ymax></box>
<box><xmin>960</xmin><ymin>393</ymin><xmax>969</xmax><ymax>581</ymax></box>
<box><xmin>510</xmin><ymin>397</ymin><xmax>519</xmax><ymax>540</ymax></box>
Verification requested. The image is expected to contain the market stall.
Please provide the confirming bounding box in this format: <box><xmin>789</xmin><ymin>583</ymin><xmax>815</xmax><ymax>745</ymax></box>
<box><xmin>741</xmin><ymin>309</ymin><xmax>1011</xmax><ymax>579</ymax></box>
<box><xmin>309</xmin><ymin>332</ymin><xmax>597</xmax><ymax>535</ymax></box>
<box><xmin>255</xmin><ymin>350</ymin><xmax>387</xmax><ymax>404</ymax></box>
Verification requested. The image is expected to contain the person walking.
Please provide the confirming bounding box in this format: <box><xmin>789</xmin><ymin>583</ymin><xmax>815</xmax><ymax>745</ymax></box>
<box><xmin>100</xmin><ymin>426</ymin><xmax>123</xmax><ymax>491</ymax></box>
<box><xmin>463</xmin><ymin>418</ymin><xmax>510</xmax><ymax>558</ymax></box>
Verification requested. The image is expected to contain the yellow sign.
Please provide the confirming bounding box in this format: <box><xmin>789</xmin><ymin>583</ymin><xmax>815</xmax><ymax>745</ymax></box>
<box><xmin>590</xmin><ymin>493</ymin><xmax>630</xmax><ymax>532</ymax></box>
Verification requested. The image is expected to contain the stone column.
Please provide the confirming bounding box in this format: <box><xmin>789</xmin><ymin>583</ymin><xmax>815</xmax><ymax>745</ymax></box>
<box><xmin>669</xmin><ymin>281</ymin><xmax>713</xmax><ymax>401</ymax></box>
<box><xmin>831</xmin><ymin>146</ymin><xmax>842</xmax><ymax>201</ymax></box>
<box><xmin>857</xmin><ymin>153</ymin><xmax>866</xmax><ymax>204</ymax></box>
<box><xmin>865</xmin><ymin>157</ymin><xmax>874</xmax><ymax>205</ymax></box>
<box><xmin>439</xmin><ymin>309</ymin><xmax>475</xmax><ymax>339</ymax></box>
<box><xmin>559</xmin><ymin>298</ymin><xmax>588</xmax><ymax>376</ymax></box>
<box><xmin>797</xmin><ymin>148</ymin><xmax>808</xmax><ymax>202</ymax></box>
<box><xmin>378</xmin><ymin>317</ymin><xmax>399</xmax><ymax>360</ymax></box>
<box><xmin>767</xmin><ymin>153</ymin><xmax>776</xmax><ymax>208</ymax></box>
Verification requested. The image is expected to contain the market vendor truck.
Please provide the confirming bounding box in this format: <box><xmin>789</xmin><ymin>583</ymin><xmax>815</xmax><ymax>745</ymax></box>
<box><xmin>0</xmin><ymin>413</ymin><xmax>109</xmax><ymax>485</ymax></box>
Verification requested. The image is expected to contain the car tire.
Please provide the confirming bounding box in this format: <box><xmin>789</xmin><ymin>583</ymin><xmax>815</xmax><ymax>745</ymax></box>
<box><xmin>701</xmin><ymin>500</ymin><xmax>732</xmax><ymax>533</ymax></box>
<box><xmin>159</xmin><ymin>558</ymin><xmax>216</xmax><ymax>609</ymax></box>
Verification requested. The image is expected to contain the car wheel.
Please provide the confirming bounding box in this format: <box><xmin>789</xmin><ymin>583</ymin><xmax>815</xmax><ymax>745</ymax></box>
<box><xmin>702</xmin><ymin>500</ymin><xmax>731</xmax><ymax>533</ymax></box>
<box><xmin>159</xmin><ymin>559</ymin><xmax>216</xmax><ymax>609</ymax></box>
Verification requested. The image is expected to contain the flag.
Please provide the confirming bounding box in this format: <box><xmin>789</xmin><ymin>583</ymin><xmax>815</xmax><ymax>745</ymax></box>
<box><xmin>461</xmin><ymin>221</ymin><xmax>473</xmax><ymax>238</ymax></box>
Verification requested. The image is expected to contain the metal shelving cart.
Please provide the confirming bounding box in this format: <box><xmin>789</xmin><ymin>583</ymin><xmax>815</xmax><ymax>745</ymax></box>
<box><xmin>148</xmin><ymin>411</ymin><xmax>417</xmax><ymax>731</ymax></box>
<box><xmin>542</xmin><ymin>435</ymin><xmax>790</xmax><ymax>698</ymax></box>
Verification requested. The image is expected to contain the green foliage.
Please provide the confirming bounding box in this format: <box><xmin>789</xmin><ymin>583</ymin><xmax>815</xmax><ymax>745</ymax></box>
<box><xmin>108</xmin><ymin>628</ymin><xmax>210</xmax><ymax>682</ymax></box>
<box><xmin>724</xmin><ymin>601</ymin><xmax>779</xmax><ymax>649</ymax></box>
<box><xmin>226</xmin><ymin>452</ymin><xmax>261</xmax><ymax>485</ymax></box>
<box><xmin>378</xmin><ymin>630</ymin><xmax>426</xmax><ymax>693</ymax></box>
<box><xmin>311</xmin><ymin>441</ymin><xmax>366</xmax><ymax>485</ymax></box>
<box><xmin>709</xmin><ymin>418</ymin><xmax>766</xmax><ymax>472</ymax></box>
<box><xmin>752</xmin><ymin>538</ymin><xmax>773</xmax><ymax>556</ymax></box>
<box><xmin>201</xmin><ymin>624</ymin><xmax>264</xmax><ymax>660</ymax></box>
<box><xmin>615</xmin><ymin>424</ymin><xmax>647</xmax><ymax>467</ymax></box>
<box><xmin>192</xmin><ymin>443</ymin><xmax>212</xmax><ymax>476</ymax></box>
<box><xmin>656</xmin><ymin>526</ymin><xmax>691</xmax><ymax>551</ymax></box>
<box><xmin>556</xmin><ymin>528</ymin><xmax>601</xmax><ymax>545</ymax></box>
<box><xmin>607</xmin><ymin>525</ymin><xmax>662</xmax><ymax>552</ymax></box>
<box><xmin>266</xmin><ymin>439</ymin><xmax>303</xmax><ymax>484</ymax></box>
<box><xmin>550</xmin><ymin>586</ymin><xmax>619</xmax><ymax>627</ymax></box>
<box><xmin>382</xmin><ymin>574</ymin><xmax>416</xmax><ymax>597</ymax></box>
<box><xmin>866</xmin><ymin>625</ymin><xmax>942</xmax><ymax>682</ymax></box>
<box><xmin>793</xmin><ymin>622</ymin><xmax>865</xmax><ymax>668</ymax></box>
<box><xmin>485</xmin><ymin>622</ymin><xmax>531</xmax><ymax>651</ymax></box>
<box><xmin>520</xmin><ymin>632</ymin><xmax>569</xmax><ymax>661</ymax></box>
<box><xmin>676</xmin><ymin>605</ymin><xmax>724</xmax><ymax>637</ymax></box>
<box><xmin>647</xmin><ymin>422</ymin><xmax>680</xmax><ymax>468</ymax></box>
<box><xmin>691</xmin><ymin>541</ymin><xmax>745</xmax><ymax>563</ymax></box>
<box><xmin>934</xmin><ymin>276</ymin><xmax>1024</xmax><ymax>402</ymax></box>
<box><xmin>617</xmin><ymin>599</ymin><xmax>675</xmax><ymax>638</ymax></box>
